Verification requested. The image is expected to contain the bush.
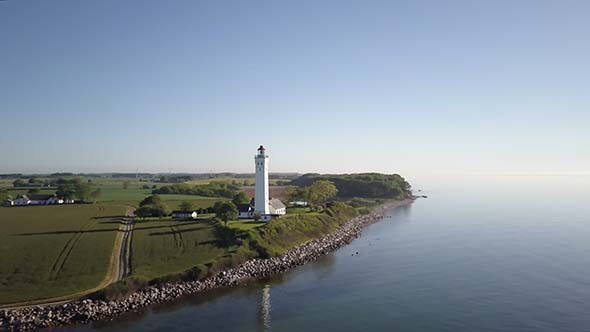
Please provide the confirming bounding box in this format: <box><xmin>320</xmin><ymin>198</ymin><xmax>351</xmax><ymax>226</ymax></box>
<box><xmin>357</xmin><ymin>207</ymin><xmax>371</xmax><ymax>215</ymax></box>
<box><xmin>91</xmin><ymin>276</ymin><xmax>149</xmax><ymax>301</ymax></box>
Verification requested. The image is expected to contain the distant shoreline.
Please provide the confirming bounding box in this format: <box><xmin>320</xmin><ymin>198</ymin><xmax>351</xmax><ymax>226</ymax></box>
<box><xmin>0</xmin><ymin>198</ymin><xmax>416</xmax><ymax>332</ymax></box>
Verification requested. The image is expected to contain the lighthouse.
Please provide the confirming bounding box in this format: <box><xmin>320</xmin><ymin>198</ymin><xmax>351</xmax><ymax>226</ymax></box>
<box><xmin>254</xmin><ymin>145</ymin><xmax>270</xmax><ymax>215</ymax></box>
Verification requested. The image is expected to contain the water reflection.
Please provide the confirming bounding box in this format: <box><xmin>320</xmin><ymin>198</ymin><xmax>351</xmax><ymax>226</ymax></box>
<box><xmin>259</xmin><ymin>285</ymin><xmax>272</xmax><ymax>332</ymax></box>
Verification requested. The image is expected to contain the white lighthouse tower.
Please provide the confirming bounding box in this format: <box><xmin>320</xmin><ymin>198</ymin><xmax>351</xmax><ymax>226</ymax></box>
<box><xmin>254</xmin><ymin>145</ymin><xmax>270</xmax><ymax>216</ymax></box>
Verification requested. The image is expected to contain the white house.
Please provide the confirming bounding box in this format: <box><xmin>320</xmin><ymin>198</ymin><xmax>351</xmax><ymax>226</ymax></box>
<box><xmin>237</xmin><ymin>203</ymin><xmax>254</xmax><ymax>219</ymax></box>
<box><xmin>4</xmin><ymin>199</ymin><xmax>14</xmax><ymax>207</ymax></box>
<box><xmin>14</xmin><ymin>194</ymin><xmax>64</xmax><ymax>206</ymax></box>
<box><xmin>254</xmin><ymin>145</ymin><xmax>287</xmax><ymax>222</ymax></box>
<box><xmin>171</xmin><ymin>210</ymin><xmax>198</xmax><ymax>220</ymax></box>
<box><xmin>269</xmin><ymin>198</ymin><xmax>286</xmax><ymax>216</ymax></box>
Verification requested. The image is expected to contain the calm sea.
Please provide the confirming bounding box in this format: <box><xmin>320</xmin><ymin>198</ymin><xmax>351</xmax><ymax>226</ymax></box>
<box><xmin>53</xmin><ymin>175</ymin><xmax>590</xmax><ymax>332</ymax></box>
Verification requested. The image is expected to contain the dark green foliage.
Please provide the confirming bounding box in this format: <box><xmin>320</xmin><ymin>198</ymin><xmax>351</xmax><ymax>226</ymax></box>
<box><xmin>149</xmin><ymin>265</ymin><xmax>209</xmax><ymax>285</ymax></box>
<box><xmin>0</xmin><ymin>188</ymin><xmax>11</xmax><ymax>202</ymax></box>
<box><xmin>137</xmin><ymin>194</ymin><xmax>170</xmax><ymax>218</ymax></box>
<box><xmin>291</xmin><ymin>173</ymin><xmax>412</xmax><ymax>199</ymax></box>
<box><xmin>348</xmin><ymin>197</ymin><xmax>384</xmax><ymax>208</ymax></box>
<box><xmin>135</xmin><ymin>206</ymin><xmax>168</xmax><ymax>218</ymax></box>
<box><xmin>306</xmin><ymin>180</ymin><xmax>338</xmax><ymax>208</ymax></box>
<box><xmin>231</xmin><ymin>191</ymin><xmax>249</xmax><ymax>206</ymax></box>
<box><xmin>54</xmin><ymin>177</ymin><xmax>95</xmax><ymax>201</ymax></box>
<box><xmin>152</xmin><ymin>182</ymin><xmax>240</xmax><ymax>198</ymax></box>
<box><xmin>91</xmin><ymin>276</ymin><xmax>149</xmax><ymax>301</ymax></box>
<box><xmin>213</xmin><ymin>201</ymin><xmax>238</xmax><ymax>224</ymax></box>
<box><xmin>357</xmin><ymin>207</ymin><xmax>371</xmax><ymax>215</ymax></box>
<box><xmin>12</xmin><ymin>179</ymin><xmax>25</xmax><ymax>187</ymax></box>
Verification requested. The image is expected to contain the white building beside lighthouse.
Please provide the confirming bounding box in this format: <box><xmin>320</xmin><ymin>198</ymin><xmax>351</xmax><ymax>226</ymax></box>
<box><xmin>251</xmin><ymin>145</ymin><xmax>286</xmax><ymax>221</ymax></box>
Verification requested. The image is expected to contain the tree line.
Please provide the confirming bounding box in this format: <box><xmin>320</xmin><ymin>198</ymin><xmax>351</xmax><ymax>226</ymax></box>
<box><xmin>151</xmin><ymin>182</ymin><xmax>241</xmax><ymax>198</ymax></box>
<box><xmin>290</xmin><ymin>173</ymin><xmax>412</xmax><ymax>199</ymax></box>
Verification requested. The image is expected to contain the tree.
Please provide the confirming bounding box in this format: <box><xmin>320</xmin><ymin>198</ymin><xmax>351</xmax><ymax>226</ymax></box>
<box><xmin>90</xmin><ymin>188</ymin><xmax>102</xmax><ymax>203</ymax></box>
<box><xmin>0</xmin><ymin>189</ymin><xmax>11</xmax><ymax>202</ymax></box>
<box><xmin>13</xmin><ymin>179</ymin><xmax>25</xmax><ymax>187</ymax></box>
<box><xmin>123</xmin><ymin>181</ymin><xmax>130</xmax><ymax>189</ymax></box>
<box><xmin>231</xmin><ymin>192</ymin><xmax>249</xmax><ymax>206</ymax></box>
<box><xmin>307</xmin><ymin>180</ymin><xmax>338</xmax><ymax>210</ymax></box>
<box><xmin>135</xmin><ymin>206</ymin><xmax>152</xmax><ymax>219</ymax></box>
<box><xmin>284</xmin><ymin>186</ymin><xmax>307</xmax><ymax>203</ymax></box>
<box><xmin>140</xmin><ymin>195</ymin><xmax>163</xmax><ymax>207</ymax></box>
<box><xmin>137</xmin><ymin>194</ymin><xmax>170</xmax><ymax>218</ymax></box>
<box><xmin>75</xmin><ymin>181</ymin><xmax>93</xmax><ymax>202</ymax></box>
<box><xmin>28</xmin><ymin>177</ymin><xmax>39</xmax><ymax>184</ymax></box>
<box><xmin>213</xmin><ymin>201</ymin><xmax>238</xmax><ymax>225</ymax></box>
<box><xmin>179</xmin><ymin>201</ymin><xmax>194</xmax><ymax>211</ymax></box>
<box><xmin>27</xmin><ymin>188</ymin><xmax>40</xmax><ymax>194</ymax></box>
<box><xmin>56</xmin><ymin>183</ymin><xmax>76</xmax><ymax>200</ymax></box>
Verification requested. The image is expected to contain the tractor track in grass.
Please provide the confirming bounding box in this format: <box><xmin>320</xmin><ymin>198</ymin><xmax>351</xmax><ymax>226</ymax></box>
<box><xmin>49</xmin><ymin>206</ymin><xmax>105</xmax><ymax>279</ymax></box>
<box><xmin>169</xmin><ymin>225</ymin><xmax>185</xmax><ymax>253</ymax></box>
<box><xmin>0</xmin><ymin>205</ymin><xmax>135</xmax><ymax>310</ymax></box>
<box><xmin>115</xmin><ymin>210</ymin><xmax>135</xmax><ymax>281</ymax></box>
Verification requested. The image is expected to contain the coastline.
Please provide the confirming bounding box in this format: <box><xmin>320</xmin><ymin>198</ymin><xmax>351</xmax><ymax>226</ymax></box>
<box><xmin>0</xmin><ymin>198</ymin><xmax>415</xmax><ymax>332</ymax></box>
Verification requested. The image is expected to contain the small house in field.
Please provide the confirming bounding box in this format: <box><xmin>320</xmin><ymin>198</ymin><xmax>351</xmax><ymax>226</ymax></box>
<box><xmin>237</xmin><ymin>203</ymin><xmax>254</xmax><ymax>219</ymax></box>
<box><xmin>171</xmin><ymin>210</ymin><xmax>198</xmax><ymax>220</ymax></box>
<box><xmin>3</xmin><ymin>199</ymin><xmax>14</xmax><ymax>207</ymax></box>
<box><xmin>269</xmin><ymin>198</ymin><xmax>286</xmax><ymax>216</ymax></box>
<box><xmin>14</xmin><ymin>194</ymin><xmax>64</xmax><ymax>206</ymax></box>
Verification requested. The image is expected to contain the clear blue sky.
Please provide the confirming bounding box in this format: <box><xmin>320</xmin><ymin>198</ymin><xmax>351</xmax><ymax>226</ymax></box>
<box><xmin>1</xmin><ymin>0</ymin><xmax>589</xmax><ymax>176</ymax></box>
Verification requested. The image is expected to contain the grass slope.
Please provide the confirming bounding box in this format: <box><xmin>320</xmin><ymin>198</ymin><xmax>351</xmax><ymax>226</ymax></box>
<box><xmin>247</xmin><ymin>202</ymin><xmax>359</xmax><ymax>257</ymax></box>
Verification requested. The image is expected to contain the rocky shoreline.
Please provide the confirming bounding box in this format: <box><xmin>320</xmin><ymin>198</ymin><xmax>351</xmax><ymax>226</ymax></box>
<box><xmin>0</xmin><ymin>199</ymin><xmax>414</xmax><ymax>332</ymax></box>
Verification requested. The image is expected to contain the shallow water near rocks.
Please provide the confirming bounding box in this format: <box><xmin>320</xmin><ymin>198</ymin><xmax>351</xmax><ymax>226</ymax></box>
<box><xmin>50</xmin><ymin>175</ymin><xmax>590</xmax><ymax>332</ymax></box>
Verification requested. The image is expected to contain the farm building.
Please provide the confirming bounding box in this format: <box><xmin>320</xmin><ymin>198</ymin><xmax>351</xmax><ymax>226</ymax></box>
<box><xmin>269</xmin><ymin>198</ymin><xmax>286</xmax><ymax>216</ymax></box>
<box><xmin>171</xmin><ymin>210</ymin><xmax>198</xmax><ymax>220</ymax></box>
<box><xmin>14</xmin><ymin>194</ymin><xmax>64</xmax><ymax>206</ymax></box>
<box><xmin>3</xmin><ymin>199</ymin><xmax>14</xmax><ymax>207</ymax></box>
<box><xmin>237</xmin><ymin>203</ymin><xmax>254</xmax><ymax>219</ymax></box>
<box><xmin>237</xmin><ymin>198</ymin><xmax>286</xmax><ymax>220</ymax></box>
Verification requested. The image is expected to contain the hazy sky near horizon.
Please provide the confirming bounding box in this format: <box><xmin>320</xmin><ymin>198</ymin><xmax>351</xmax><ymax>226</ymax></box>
<box><xmin>1</xmin><ymin>0</ymin><xmax>589</xmax><ymax>176</ymax></box>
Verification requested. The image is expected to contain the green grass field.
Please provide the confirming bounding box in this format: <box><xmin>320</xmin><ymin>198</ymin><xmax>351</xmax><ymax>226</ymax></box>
<box><xmin>130</xmin><ymin>218</ymin><xmax>235</xmax><ymax>280</ymax></box>
<box><xmin>227</xmin><ymin>219</ymin><xmax>266</xmax><ymax>231</ymax></box>
<box><xmin>0</xmin><ymin>204</ymin><xmax>126</xmax><ymax>304</ymax></box>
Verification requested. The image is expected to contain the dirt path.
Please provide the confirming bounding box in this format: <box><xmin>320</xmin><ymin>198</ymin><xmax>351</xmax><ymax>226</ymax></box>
<box><xmin>0</xmin><ymin>206</ymin><xmax>136</xmax><ymax>310</ymax></box>
<box><xmin>115</xmin><ymin>206</ymin><xmax>135</xmax><ymax>281</ymax></box>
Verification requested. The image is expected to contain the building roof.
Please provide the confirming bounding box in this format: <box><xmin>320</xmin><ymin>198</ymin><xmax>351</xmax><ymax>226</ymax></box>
<box><xmin>236</xmin><ymin>203</ymin><xmax>253</xmax><ymax>213</ymax></box>
<box><xmin>17</xmin><ymin>194</ymin><xmax>58</xmax><ymax>201</ymax></box>
<box><xmin>269</xmin><ymin>198</ymin><xmax>286</xmax><ymax>214</ymax></box>
<box><xmin>258</xmin><ymin>145</ymin><xmax>265</xmax><ymax>151</ymax></box>
<box><xmin>171</xmin><ymin>210</ymin><xmax>196</xmax><ymax>214</ymax></box>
